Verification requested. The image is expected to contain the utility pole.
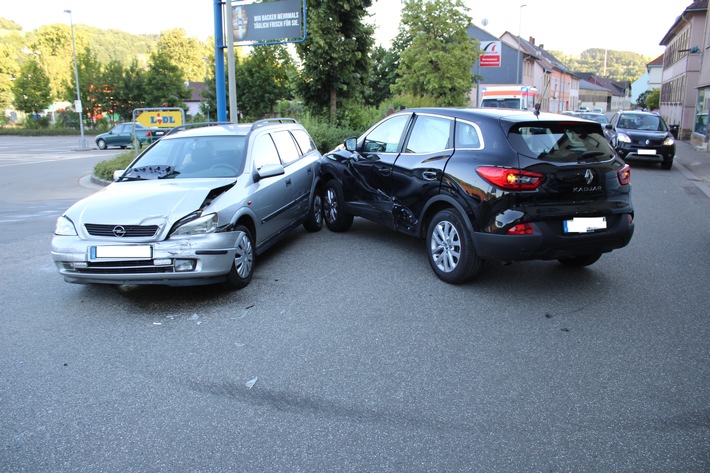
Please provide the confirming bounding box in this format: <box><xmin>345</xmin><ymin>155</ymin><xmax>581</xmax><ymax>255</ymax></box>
<box><xmin>64</xmin><ymin>9</ymin><xmax>86</xmax><ymax>149</ymax></box>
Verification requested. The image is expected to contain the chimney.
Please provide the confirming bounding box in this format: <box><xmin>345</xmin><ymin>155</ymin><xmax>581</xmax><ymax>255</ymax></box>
<box><xmin>529</xmin><ymin>36</ymin><xmax>535</xmax><ymax>45</ymax></box>
<box><xmin>540</xmin><ymin>44</ymin><xmax>544</xmax><ymax>50</ymax></box>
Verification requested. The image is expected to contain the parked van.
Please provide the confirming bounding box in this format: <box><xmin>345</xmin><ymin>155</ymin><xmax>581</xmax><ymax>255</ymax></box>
<box><xmin>480</xmin><ymin>85</ymin><xmax>538</xmax><ymax>110</ymax></box>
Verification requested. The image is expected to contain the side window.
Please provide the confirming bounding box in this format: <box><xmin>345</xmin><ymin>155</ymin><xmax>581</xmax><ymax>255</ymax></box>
<box><xmin>363</xmin><ymin>114</ymin><xmax>411</xmax><ymax>153</ymax></box>
<box><xmin>271</xmin><ymin>130</ymin><xmax>301</xmax><ymax>166</ymax></box>
<box><xmin>291</xmin><ymin>129</ymin><xmax>316</xmax><ymax>155</ymax></box>
<box><xmin>252</xmin><ymin>134</ymin><xmax>281</xmax><ymax>170</ymax></box>
<box><xmin>404</xmin><ymin>115</ymin><xmax>453</xmax><ymax>153</ymax></box>
<box><xmin>454</xmin><ymin>120</ymin><xmax>482</xmax><ymax>149</ymax></box>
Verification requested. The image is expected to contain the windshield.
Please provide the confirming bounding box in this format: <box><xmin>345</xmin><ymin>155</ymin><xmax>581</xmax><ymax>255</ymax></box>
<box><xmin>618</xmin><ymin>114</ymin><xmax>668</xmax><ymax>131</ymax></box>
<box><xmin>120</xmin><ymin>136</ymin><xmax>246</xmax><ymax>180</ymax></box>
<box><xmin>507</xmin><ymin>122</ymin><xmax>616</xmax><ymax>162</ymax></box>
<box><xmin>481</xmin><ymin>98</ymin><xmax>522</xmax><ymax>109</ymax></box>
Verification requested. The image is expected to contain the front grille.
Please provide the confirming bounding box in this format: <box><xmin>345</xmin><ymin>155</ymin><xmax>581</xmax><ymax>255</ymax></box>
<box><xmin>74</xmin><ymin>260</ymin><xmax>175</xmax><ymax>275</ymax></box>
<box><xmin>85</xmin><ymin>224</ymin><xmax>159</xmax><ymax>238</ymax></box>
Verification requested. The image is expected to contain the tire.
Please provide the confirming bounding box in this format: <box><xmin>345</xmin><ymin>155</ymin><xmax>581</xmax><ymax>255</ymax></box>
<box><xmin>323</xmin><ymin>180</ymin><xmax>353</xmax><ymax>232</ymax></box>
<box><xmin>303</xmin><ymin>191</ymin><xmax>324</xmax><ymax>232</ymax></box>
<box><xmin>557</xmin><ymin>253</ymin><xmax>602</xmax><ymax>267</ymax></box>
<box><xmin>661</xmin><ymin>158</ymin><xmax>673</xmax><ymax>170</ymax></box>
<box><xmin>426</xmin><ymin>209</ymin><xmax>482</xmax><ymax>284</ymax></box>
<box><xmin>225</xmin><ymin>225</ymin><xmax>255</xmax><ymax>289</ymax></box>
<box><xmin>97</xmin><ymin>139</ymin><xmax>107</xmax><ymax>150</ymax></box>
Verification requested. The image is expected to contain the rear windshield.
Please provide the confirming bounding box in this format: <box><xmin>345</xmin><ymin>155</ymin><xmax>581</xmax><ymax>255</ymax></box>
<box><xmin>121</xmin><ymin>136</ymin><xmax>246</xmax><ymax>180</ymax></box>
<box><xmin>507</xmin><ymin>122</ymin><xmax>615</xmax><ymax>162</ymax></box>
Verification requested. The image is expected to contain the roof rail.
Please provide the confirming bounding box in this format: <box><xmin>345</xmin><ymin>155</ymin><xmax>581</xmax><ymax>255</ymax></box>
<box><xmin>250</xmin><ymin>118</ymin><xmax>299</xmax><ymax>130</ymax></box>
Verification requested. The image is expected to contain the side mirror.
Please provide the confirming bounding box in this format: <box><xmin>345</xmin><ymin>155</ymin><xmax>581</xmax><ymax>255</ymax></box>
<box><xmin>113</xmin><ymin>169</ymin><xmax>125</xmax><ymax>181</ymax></box>
<box><xmin>604</xmin><ymin>124</ymin><xmax>613</xmax><ymax>130</ymax></box>
<box><xmin>344</xmin><ymin>137</ymin><xmax>357</xmax><ymax>151</ymax></box>
<box><xmin>255</xmin><ymin>163</ymin><xmax>285</xmax><ymax>181</ymax></box>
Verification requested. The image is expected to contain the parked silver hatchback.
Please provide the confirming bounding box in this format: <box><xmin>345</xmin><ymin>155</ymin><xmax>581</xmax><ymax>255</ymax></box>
<box><xmin>51</xmin><ymin>119</ymin><xmax>323</xmax><ymax>288</ymax></box>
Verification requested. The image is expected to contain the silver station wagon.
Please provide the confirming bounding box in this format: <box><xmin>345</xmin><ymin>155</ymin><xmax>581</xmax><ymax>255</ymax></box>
<box><xmin>51</xmin><ymin>119</ymin><xmax>323</xmax><ymax>288</ymax></box>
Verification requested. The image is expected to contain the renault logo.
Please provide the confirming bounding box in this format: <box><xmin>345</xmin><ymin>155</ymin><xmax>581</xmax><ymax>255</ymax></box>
<box><xmin>584</xmin><ymin>169</ymin><xmax>594</xmax><ymax>185</ymax></box>
<box><xmin>113</xmin><ymin>225</ymin><xmax>127</xmax><ymax>237</ymax></box>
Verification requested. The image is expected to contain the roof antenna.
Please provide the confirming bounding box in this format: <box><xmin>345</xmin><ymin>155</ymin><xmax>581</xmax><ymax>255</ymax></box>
<box><xmin>534</xmin><ymin>103</ymin><xmax>541</xmax><ymax>117</ymax></box>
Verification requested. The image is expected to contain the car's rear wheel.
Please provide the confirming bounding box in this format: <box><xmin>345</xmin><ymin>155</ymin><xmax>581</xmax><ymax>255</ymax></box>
<box><xmin>97</xmin><ymin>139</ymin><xmax>107</xmax><ymax>150</ymax></box>
<box><xmin>557</xmin><ymin>253</ymin><xmax>602</xmax><ymax>267</ymax></box>
<box><xmin>323</xmin><ymin>180</ymin><xmax>353</xmax><ymax>232</ymax></box>
<box><xmin>303</xmin><ymin>191</ymin><xmax>323</xmax><ymax>232</ymax></box>
<box><xmin>225</xmin><ymin>225</ymin><xmax>254</xmax><ymax>289</ymax></box>
<box><xmin>426</xmin><ymin>209</ymin><xmax>481</xmax><ymax>284</ymax></box>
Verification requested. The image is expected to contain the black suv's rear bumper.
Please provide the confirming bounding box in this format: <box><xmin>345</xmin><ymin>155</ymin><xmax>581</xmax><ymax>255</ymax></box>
<box><xmin>473</xmin><ymin>213</ymin><xmax>634</xmax><ymax>262</ymax></box>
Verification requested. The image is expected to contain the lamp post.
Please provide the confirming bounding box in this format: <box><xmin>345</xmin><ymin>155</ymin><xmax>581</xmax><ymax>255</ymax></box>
<box><xmin>202</xmin><ymin>56</ymin><xmax>210</xmax><ymax>123</ymax></box>
<box><xmin>64</xmin><ymin>9</ymin><xmax>86</xmax><ymax>149</ymax></box>
<box><xmin>516</xmin><ymin>4</ymin><xmax>527</xmax><ymax>87</ymax></box>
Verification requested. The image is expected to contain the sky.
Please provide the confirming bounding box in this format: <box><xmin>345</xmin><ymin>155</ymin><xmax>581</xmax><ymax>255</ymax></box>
<box><xmin>0</xmin><ymin>0</ymin><xmax>698</xmax><ymax>58</ymax></box>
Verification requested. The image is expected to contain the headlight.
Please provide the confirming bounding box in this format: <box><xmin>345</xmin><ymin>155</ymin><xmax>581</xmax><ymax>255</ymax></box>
<box><xmin>171</xmin><ymin>213</ymin><xmax>218</xmax><ymax>237</ymax></box>
<box><xmin>55</xmin><ymin>216</ymin><xmax>78</xmax><ymax>236</ymax></box>
<box><xmin>663</xmin><ymin>136</ymin><xmax>675</xmax><ymax>146</ymax></box>
<box><xmin>616</xmin><ymin>133</ymin><xmax>631</xmax><ymax>144</ymax></box>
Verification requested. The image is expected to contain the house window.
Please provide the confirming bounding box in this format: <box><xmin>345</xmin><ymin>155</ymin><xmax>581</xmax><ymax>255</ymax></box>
<box><xmin>694</xmin><ymin>88</ymin><xmax>709</xmax><ymax>136</ymax></box>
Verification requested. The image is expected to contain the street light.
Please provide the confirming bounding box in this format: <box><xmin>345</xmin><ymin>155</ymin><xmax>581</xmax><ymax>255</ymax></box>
<box><xmin>64</xmin><ymin>9</ymin><xmax>86</xmax><ymax>149</ymax></box>
<box><xmin>516</xmin><ymin>4</ymin><xmax>527</xmax><ymax>87</ymax></box>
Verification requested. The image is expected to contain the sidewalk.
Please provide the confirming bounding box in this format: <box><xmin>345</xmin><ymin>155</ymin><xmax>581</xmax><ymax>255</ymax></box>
<box><xmin>674</xmin><ymin>140</ymin><xmax>710</xmax><ymax>198</ymax></box>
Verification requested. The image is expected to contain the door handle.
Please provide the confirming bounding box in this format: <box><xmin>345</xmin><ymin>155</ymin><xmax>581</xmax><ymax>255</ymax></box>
<box><xmin>285</xmin><ymin>178</ymin><xmax>292</xmax><ymax>187</ymax></box>
<box><xmin>376</xmin><ymin>166</ymin><xmax>391</xmax><ymax>176</ymax></box>
<box><xmin>422</xmin><ymin>170</ymin><xmax>438</xmax><ymax>181</ymax></box>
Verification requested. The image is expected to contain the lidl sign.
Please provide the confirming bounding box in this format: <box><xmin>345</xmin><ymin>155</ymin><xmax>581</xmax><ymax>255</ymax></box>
<box><xmin>135</xmin><ymin>110</ymin><xmax>183</xmax><ymax>128</ymax></box>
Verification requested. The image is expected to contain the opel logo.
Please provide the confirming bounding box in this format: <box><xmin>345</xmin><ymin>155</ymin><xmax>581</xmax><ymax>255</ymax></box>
<box><xmin>584</xmin><ymin>169</ymin><xmax>594</xmax><ymax>185</ymax></box>
<box><xmin>113</xmin><ymin>225</ymin><xmax>127</xmax><ymax>237</ymax></box>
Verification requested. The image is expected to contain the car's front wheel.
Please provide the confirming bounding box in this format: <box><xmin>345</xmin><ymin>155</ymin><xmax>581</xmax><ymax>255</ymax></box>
<box><xmin>303</xmin><ymin>191</ymin><xmax>323</xmax><ymax>232</ymax></box>
<box><xmin>97</xmin><ymin>139</ymin><xmax>107</xmax><ymax>150</ymax></box>
<box><xmin>661</xmin><ymin>157</ymin><xmax>673</xmax><ymax>170</ymax></box>
<box><xmin>323</xmin><ymin>180</ymin><xmax>353</xmax><ymax>232</ymax></box>
<box><xmin>557</xmin><ymin>253</ymin><xmax>601</xmax><ymax>267</ymax></box>
<box><xmin>426</xmin><ymin>209</ymin><xmax>481</xmax><ymax>284</ymax></box>
<box><xmin>225</xmin><ymin>225</ymin><xmax>254</xmax><ymax>289</ymax></box>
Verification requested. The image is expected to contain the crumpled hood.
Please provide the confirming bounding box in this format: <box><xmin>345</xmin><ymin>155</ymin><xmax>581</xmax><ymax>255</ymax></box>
<box><xmin>65</xmin><ymin>179</ymin><xmax>236</xmax><ymax>230</ymax></box>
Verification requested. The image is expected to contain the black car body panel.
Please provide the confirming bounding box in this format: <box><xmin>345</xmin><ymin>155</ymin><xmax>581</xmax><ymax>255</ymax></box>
<box><xmin>320</xmin><ymin>108</ymin><xmax>634</xmax><ymax>281</ymax></box>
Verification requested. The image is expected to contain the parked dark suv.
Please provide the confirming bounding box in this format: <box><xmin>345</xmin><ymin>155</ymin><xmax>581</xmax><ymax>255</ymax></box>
<box><xmin>320</xmin><ymin>108</ymin><xmax>634</xmax><ymax>284</ymax></box>
<box><xmin>606</xmin><ymin>110</ymin><xmax>675</xmax><ymax>169</ymax></box>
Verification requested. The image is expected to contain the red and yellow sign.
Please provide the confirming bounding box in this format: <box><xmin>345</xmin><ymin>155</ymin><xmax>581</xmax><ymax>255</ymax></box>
<box><xmin>135</xmin><ymin>110</ymin><xmax>183</xmax><ymax>128</ymax></box>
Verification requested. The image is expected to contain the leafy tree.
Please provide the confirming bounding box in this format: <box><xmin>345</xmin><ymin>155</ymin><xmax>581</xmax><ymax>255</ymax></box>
<box><xmin>153</xmin><ymin>28</ymin><xmax>211</xmax><ymax>82</ymax></box>
<box><xmin>0</xmin><ymin>18</ymin><xmax>22</xmax><ymax>31</ymax></box>
<box><xmin>0</xmin><ymin>43</ymin><xmax>18</xmax><ymax>109</ymax></box>
<box><xmin>143</xmin><ymin>52</ymin><xmax>190</xmax><ymax>108</ymax></box>
<box><xmin>116</xmin><ymin>59</ymin><xmax>148</xmax><ymax>120</ymax></box>
<box><xmin>29</xmin><ymin>24</ymin><xmax>84</xmax><ymax>101</ymax></box>
<box><xmin>392</xmin><ymin>0</ymin><xmax>477</xmax><ymax>106</ymax></box>
<box><xmin>63</xmin><ymin>47</ymin><xmax>103</xmax><ymax>127</ymax></box>
<box><xmin>237</xmin><ymin>45</ymin><xmax>294</xmax><ymax>118</ymax></box>
<box><xmin>295</xmin><ymin>0</ymin><xmax>374</xmax><ymax>124</ymax></box>
<box><xmin>13</xmin><ymin>58</ymin><xmax>51</xmax><ymax>114</ymax></box>
<box><xmin>550</xmin><ymin>48</ymin><xmax>650</xmax><ymax>83</ymax></box>
<box><xmin>364</xmin><ymin>45</ymin><xmax>398</xmax><ymax>106</ymax></box>
<box><xmin>646</xmin><ymin>88</ymin><xmax>660</xmax><ymax>111</ymax></box>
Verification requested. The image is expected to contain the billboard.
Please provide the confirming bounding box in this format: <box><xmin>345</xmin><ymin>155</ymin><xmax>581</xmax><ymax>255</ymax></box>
<box><xmin>232</xmin><ymin>0</ymin><xmax>304</xmax><ymax>44</ymax></box>
<box><xmin>479</xmin><ymin>40</ymin><xmax>501</xmax><ymax>68</ymax></box>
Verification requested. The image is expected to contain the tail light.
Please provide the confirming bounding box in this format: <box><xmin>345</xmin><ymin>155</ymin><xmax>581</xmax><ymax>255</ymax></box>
<box><xmin>477</xmin><ymin>166</ymin><xmax>544</xmax><ymax>191</ymax></box>
<box><xmin>145</xmin><ymin>131</ymin><xmax>151</xmax><ymax>137</ymax></box>
<box><xmin>617</xmin><ymin>164</ymin><xmax>631</xmax><ymax>185</ymax></box>
<box><xmin>507</xmin><ymin>223</ymin><xmax>534</xmax><ymax>235</ymax></box>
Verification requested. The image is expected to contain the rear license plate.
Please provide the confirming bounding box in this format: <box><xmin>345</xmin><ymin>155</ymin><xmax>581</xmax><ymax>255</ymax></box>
<box><xmin>563</xmin><ymin>217</ymin><xmax>607</xmax><ymax>234</ymax></box>
<box><xmin>637</xmin><ymin>149</ymin><xmax>656</xmax><ymax>155</ymax></box>
<box><xmin>91</xmin><ymin>245</ymin><xmax>152</xmax><ymax>259</ymax></box>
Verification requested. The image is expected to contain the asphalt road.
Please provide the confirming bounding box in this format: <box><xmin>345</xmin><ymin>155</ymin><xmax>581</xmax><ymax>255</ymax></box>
<box><xmin>1</xmin><ymin>136</ymin><xmax>709</xmax><ymax>472</ymax></box>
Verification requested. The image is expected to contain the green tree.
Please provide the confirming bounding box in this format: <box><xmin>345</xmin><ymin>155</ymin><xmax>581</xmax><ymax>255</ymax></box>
<box><xmin>295</xmin><ymin>0</ymin><xmax>374</xmax><ymax>124</ymax></box>
<box><xmin>153</xmin><ymin>28</ymin><xmax>211</xmax><ymax>82</ymax></box>
<box><xmin>364</xmin><ymin>45</ymin><xmax>398</xmax><ymax>106</ymax></box>
<box><xmin>143</xmin><ymin>52</ymin><xmax>190</xmax><ymax>108</ymax></box>
<box><xmin>116</xmin><ymin>59</ymin><xmax>148</xmax><ymax>120</ymax></box>
<box><xmin>63</xmin><ymin>47</ymin><xmax>103</xmax><ymax>126</ymax></box>
<box><xmin>392</xmin><ymin>0</ymin><xmax>477</xmax><ymax>106</ymax></box>
<box><xmin>0</xmin><ymin>43</ymin><xmax>18</xmax><ymax>109</ymax></box>
<box><xmin>13</xmin><ymin>58</ymin><xmax>51</xmax><ymax>114</ymax></box>
<box><xmin>237</xmin><ymin>45</ymin><xmax>294</xmax><ymax>118</ymax></box>
<box><xmin>646</xmin><ymin>88</ymin><xmax>660</xmax><ymax>111</ymax></box>
<box><xmin>29</xmin><ymin>24</ymin><xmax>83</xmax><ymax>101</ymax></box>
<box><xmin>550</xmin><ymin>49</ymin><xmax>650</xmax><ymax>83</ymax></box>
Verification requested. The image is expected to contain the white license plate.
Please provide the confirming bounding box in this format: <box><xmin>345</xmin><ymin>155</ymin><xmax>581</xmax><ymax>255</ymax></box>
<box><xmin>637</xmin><ymin>149</ymin><xmax>656</xmax><ymax>155</ymax></box>
<box><xmin>91</xmin><ymin>245</ymin><xmax>152</xmax><ymax>259</ymax></box>
<box><xmin>563</xmin><ymin>217</ymin><xmax>607</xmax><ymax>234</ymax></box>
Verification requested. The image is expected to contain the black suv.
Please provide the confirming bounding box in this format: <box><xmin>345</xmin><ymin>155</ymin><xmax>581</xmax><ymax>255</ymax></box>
<box><xmin>606</xmin><ymin>110</ymin><xmax>675</xmax><ymax>169</ymax></box>
<box><xmin>320</xmin><ymin>108</ymin><xmax>634</xmax><ymax>284</ymax></box>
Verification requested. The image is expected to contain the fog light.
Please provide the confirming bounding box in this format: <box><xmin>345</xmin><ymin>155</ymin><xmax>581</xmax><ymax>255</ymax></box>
<box><xmin>154</xmin><ymin>258</ymin><xmax>172</xmax><ymax>266</ymax></box>
<box><xmin>174</xmin><ymin>259</ymin><xmax>196</xmax><ymax>272</ymax></box>
<box><xmin>72</xmin><ymin>262</ymin><xmax>88</xmax><ymax>268</ymax></box>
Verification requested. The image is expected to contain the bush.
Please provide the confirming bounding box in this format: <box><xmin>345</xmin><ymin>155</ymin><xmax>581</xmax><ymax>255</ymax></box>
<box><xmin>24</xmin><ymin>116</ymin><xmax>50</xmax><ymax>129</ymax></box>
<box><xmin>94</xmin><ymin>150</ymin><xmax>137</xmax><ymax>181</ymax></box>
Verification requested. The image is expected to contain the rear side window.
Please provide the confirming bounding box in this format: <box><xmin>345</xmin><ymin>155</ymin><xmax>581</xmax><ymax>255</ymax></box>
<box><xmin>507</xmin><ymin>122</ymin><xmax>615</xmax><ymax>162</ymax></box>
<box><xmin>454</xmin><ymin>120</ymin><xmax>482</xmax><ymax>149</ymax></box>
<box><xmin>291</xmin><ymin>129</ymin><xmax>316</xmax><ymax>154</ymax></box>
